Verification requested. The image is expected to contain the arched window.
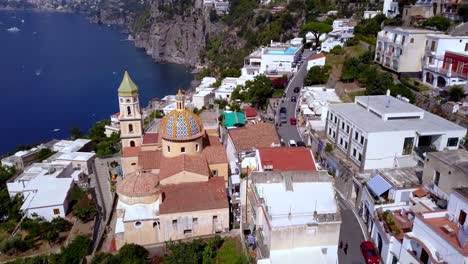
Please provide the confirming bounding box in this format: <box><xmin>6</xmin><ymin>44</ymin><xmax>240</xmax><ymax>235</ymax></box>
<box><xmin>167</xmin><ymin>146</ymin><xmax>171</xmax><ymax>153</ymax></box>
<box><xmin>181</xmin><ymin>147</ymin><xmax>186</xmax><ymax>153</ymax></box>
<box><xmin>130</xmin><ymin>141</ymin><xmax>135</xmax><ymax>147</ymax></box>
<box><xmin>134</xmin><ymin>221</ymin><xmax>142</xmax><ymax>228</ymax></box>
<box><xmin>129</xmin><ymin>124</ymin><xmax>134</xmax><ymax>133</ymax></box>
<box><xmin>196</xmin><ymin>144</ymin><xmax>199</xmax><ymax>152</ymax></box>
<box><xmin>127</xmin><ymin>106</ymin><xmax>131</xmax><ymax>116</ymax></box>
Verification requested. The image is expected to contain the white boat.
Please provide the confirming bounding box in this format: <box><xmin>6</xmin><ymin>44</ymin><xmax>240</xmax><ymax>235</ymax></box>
<box><xmin>6</xmin><ymin>27</ymin><xmax>20</xmax><ymax>33</ymax></box>
<box><xmin>35</xmin><ymin>69</ymin><xmax>42</xmax><ymax>76</ymax></box>
<box><xmin>53</xmin><ymin>129</ymin><xmax>61</xmax><ymax>132</ymax></box>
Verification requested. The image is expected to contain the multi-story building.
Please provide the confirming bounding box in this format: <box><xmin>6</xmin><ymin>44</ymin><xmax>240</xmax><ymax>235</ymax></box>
<box><xmin>423</xmin><ymin>149</ymin><xmax>468</xmax><ymax>201</ymax></box>
<box><xmin>376</xmin><ymin>27</ymin><xmax>444</xmax><ymax>76</ymax></box>
<box><xmin>402</xmin><ymin>0</ymin><xmax>464</xmax><ymax>22</ymax></box>
<box><xmin>326</xmin><ymin>94</ymin><xmax>466</xmax><ymax>170</ymax></box>
<box><xmin>244</xmin><ymin>171</ymin><xmax>341</xmax><ymax>264</ymax></box>
<box><xmin>399</xmin><ymin>188</ymin><xmax>468</xmax><ymax>263</ymax></box>
<box><xmin>383</xmin><ymin>0</ymin><xmax>400</xmax><ymax>18</ymax></box>
<box><xmin>422</xmin><ymin>34</ymin><xmax>468</xmax><ymax>88</ymax></box>
<box><xmin>243</xmin><ymin>41</ymin><xmax>302</xmax><ymax>76</ymax></box>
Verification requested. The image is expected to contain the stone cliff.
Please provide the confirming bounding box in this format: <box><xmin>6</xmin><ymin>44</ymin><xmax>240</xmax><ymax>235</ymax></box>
<box><xmin>0</xmin><ymin>0</ymin><xmax>224</xmax><ymax>67</ymax></box>
<box><xmin>133</xmin><ymin>0</ymin><xmax>224</xmax><ymax>67</ymax></box>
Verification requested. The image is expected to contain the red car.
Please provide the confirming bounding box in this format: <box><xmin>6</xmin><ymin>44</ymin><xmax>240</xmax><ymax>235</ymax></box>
<box><xmin>360</xmin><ymin>241</ymin><xmax>379</xmax><ymax>264</ymax></box>
<box><xmin>290</xmin><ymin>118</ymin><xmax>297</xmax><ymax>125</ymax></box>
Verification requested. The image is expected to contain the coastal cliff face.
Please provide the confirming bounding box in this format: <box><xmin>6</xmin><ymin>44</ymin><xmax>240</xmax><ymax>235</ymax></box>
<box><xmin>1</xmin><ymin>0</ymin><xmax>224</xmax><ymax>67</ymax></box>
<box><xmin>133</xmin><ymin>0</ymin><xmax>224</xmax><ymax>67</ymax></box>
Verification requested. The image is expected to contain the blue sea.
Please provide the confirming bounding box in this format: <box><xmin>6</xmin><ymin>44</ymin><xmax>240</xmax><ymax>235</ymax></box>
<box><xmin>0</xmin><ymin>10</ymin><xmax>193</xmax><ymax>154</ymax></box>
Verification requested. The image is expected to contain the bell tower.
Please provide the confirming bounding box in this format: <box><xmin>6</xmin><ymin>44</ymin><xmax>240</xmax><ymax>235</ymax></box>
<box><xmin>118</xmin><ymin>71</ymin><xmax>143</xmax><ymax>148</ymax></box>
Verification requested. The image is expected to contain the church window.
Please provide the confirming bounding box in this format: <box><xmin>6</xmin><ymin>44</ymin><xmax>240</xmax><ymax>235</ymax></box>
<box><xmin>212</xmin><ymin>169</ymin><xmax>218</xmax><ymax>176</ymax></box>
<box><xmin>127</xmin><ymin>106</ymin><xmax>131</xmax><ymax>116</ymax></box>
<box><xmin>53</xmin><ymin>208</ymin><xmax>60</xmax><ymax>215</ymax></box>
<box><xmin>181</xmin><ymin>147</ymin><xmax>186</xmax><ymax>153</ymax></box>
<box><xmin>129</xmin><ymin>124</ymin><xmax>134</xmax><ymax>133</ymax></box>
<box><xmin>134</xmin><ymin>221</ymin><xmax>142</xmax><ymax>228</ymax></box>
<box><xmin>167</xmin><ymin>146</ymin><xmax>171</xmax><ymax>153</ymax></box>
<box><xmin>153</xmin><ymin>221</ymin><xmax>159</xmax><ymax>228</ymax></box>
<box><xmin>130</xmin><ymin>141</ymin><xmax>136</xmax><ymax>147</ymax></box>
<box><xmin>126</xmin><ymin>99</ymin><xmax>131</xmax><ymax>103</ymax></box>
<box><xmin>120</xmin><ymin>98</ymin><xmax>123</xmax><ymax>103</ymax></box>
<box><xmin>196</xmin><ymin>144</ymin><xmax>199</xmax><ymax>152</ymax></box>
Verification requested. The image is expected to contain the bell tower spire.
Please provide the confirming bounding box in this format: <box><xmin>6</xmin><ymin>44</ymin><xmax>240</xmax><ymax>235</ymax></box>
<box><xmin>118</xmin><ymin>71</ymin><xmax>143</xmax><ymax>148</ymax></box>
<box><xmin>176</xmin><ymin>89</ymin><xmax>185</xmax><ymax>110</ymax></box>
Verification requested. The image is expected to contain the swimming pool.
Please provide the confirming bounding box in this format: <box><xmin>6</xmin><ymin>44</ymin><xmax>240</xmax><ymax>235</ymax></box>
<box><xmin>266</xmin><ymin>47</ymin><xmax>299</xmax><ymax>55</ymax></box>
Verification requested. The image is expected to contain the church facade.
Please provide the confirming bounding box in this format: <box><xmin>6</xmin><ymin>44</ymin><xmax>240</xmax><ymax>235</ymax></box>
<box><xmin>114</xmin><ymin>72</ymin><xmax>230</xmax><ymax>249</ymax></box>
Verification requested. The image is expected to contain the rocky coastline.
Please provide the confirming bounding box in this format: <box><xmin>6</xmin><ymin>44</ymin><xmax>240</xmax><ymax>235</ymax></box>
<box><xmin>0</xmin><ymin>0</ymin><xmax>223</xmax><ymax>69</ymax></box>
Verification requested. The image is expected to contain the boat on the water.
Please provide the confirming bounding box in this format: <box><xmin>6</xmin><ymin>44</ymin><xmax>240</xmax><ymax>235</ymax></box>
<box><xmin>6</xmin><ymin>27</ymin><xmax>20</xmax><ymax>33</ymax></box>
<box><xmin>53</xmin><ymin>129</ymin><xmax>61</xmax><ymax>132</ymax></box>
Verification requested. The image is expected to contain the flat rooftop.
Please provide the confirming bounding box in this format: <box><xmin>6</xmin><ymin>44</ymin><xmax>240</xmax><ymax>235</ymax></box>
<box><xmin>378</xmin><ymin>167</ymin><xmax>422</xmax><ymax>189</ymax></box>
<box><xmin>381</xmin><ymin>27</ymin><xmax>442</xmax><ymax>34</ymax></box>
<box><xmin>56</xmin><ymin>152</ymin><xmax>95</xmax><ymax>162</ymax></box>
<box><xmin>427</xmin><ymin>149</ymin><xmax>468</xmax><ymax>174</ymax></box>
<box><xmin>22</xmin><ymin>177</ymin><xmax>73</xmax><ymax>209</ymax></box>
<box><xmin>330</xmin><ymin>96</ymin><xmax>466</xmax><ymax>134</ymax></box>
<box><xmin>255</xmin><ymin>180</ymin><xmax>337</xmax><ymax>227</ymax></box>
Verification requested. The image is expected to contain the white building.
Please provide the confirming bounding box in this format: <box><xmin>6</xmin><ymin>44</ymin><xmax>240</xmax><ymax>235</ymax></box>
<box><xmin>192</xmin><ymin>88</ymin><xmax>214</xmax><ymax>109</ymax></box>
<box><xmin>307</xmin><ymin>53</ymin><xmax>326</xmax><ymax>71</ymax></box>
<box><xmin>243</xmin><ymin>41</ymin><xmax>303</xmax><ymax>76</ymax></box>
<box><xmin>215</xmin><ymin>78</ymin><xmax>238</xmax><ymax>100</ymax></box>
<box><xmin>375</xmin><ymin>27</ymin><xmax>443</xmax><ymax>76</ymax></box>
<box><xmin>244</xmin><ymin>171</ymin><xmax>341</xmax><ymax>264</ymax></box>
<box><xmin>1</xmin><ymin>147</ymin><xmax>42</xmax><ymax>170</ymax></box>
<box><xmin>52</xmin><ymin>139</ymin><xmax>92</xmax><ymax>153</ymax></box>
<box><xmin>363</xmin><ymin>10</ymin><xmax>382</xmax><ymax>19</ymax></box>
<box><xmin>332</xmin><ymin>19</ymin><xmax>355</xmax><ymax>32</ymax></box>
<box><xmin>302</xmin><ymin>86</ymin><xmax>341</xmax><ymax>132</ymax></box>
<box><xmin>400</xmin><ymin>189</ymin><xmax>468</xmax><ymax>264</ymax></box>
<box><xmin>7</xmin><ymin>162</ymin><xmax>77</xmax><ymax>221</ymax></box>
<box><xmin>422</xmin><ymin>35</ymin><xmax>468</xmax><ymax>89</ymax></box>
<box><xmin>383</xmin><ymin>0</ymin><xmax>399</xmax><ymax>18</ymax></box>
<box><xmin>55</xmin><ymin>152</ymin><xmax>96</xmax><ymax>175</ymax></box>
<box><xmin>321</xmin><ymin>32</ymin><xmax>353</xmax><ymax>53</ymax></box>
<box><xmin>326</xmin><ymin>94</ymin><xmax>467</xmax><ymax>170</ymax></box>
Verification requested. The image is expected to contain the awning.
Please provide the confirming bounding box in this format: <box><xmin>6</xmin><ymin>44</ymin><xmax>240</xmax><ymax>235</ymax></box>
<box><xmin>366</xmin><ymin>175</ymin><xmax>392</xmax><ymax>197</ymax></box>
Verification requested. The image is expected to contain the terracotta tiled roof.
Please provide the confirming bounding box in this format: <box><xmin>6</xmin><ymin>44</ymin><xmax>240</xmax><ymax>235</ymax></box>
<box><xmin>243</xmin><ymin>107</ymin><xmax>257</xmax><ymax>118</ymax></box>
<box><xmin>159</xmin><ymin>154</ymin><xmax>210</xmax><ymax>180</ymax></box>
<box><xmin>142</xmin><ymin>133</ymin><xmax>159</xmax><ymax>144</ymax></box>
<box><xmin>116</xmin><ymin>172</ymin><xmax>159</xmax><ymax>197</ymax></box>
<box><xmin>228</xmin><ymin>123</ymin><xmax>280</xmax><ymax>152</ymax></box>
<box><xmin>309</xmin><ymin>53</ymin><xmax>325</xmax><ymax>60</ymax></box>
<box><xmin>258</xmin><ymin>147</ymin><xmax>316</xmax><ymax>171</ymax></box>
<box><xmin>159</xmin><ymin>177</ymin><xmax>228</xmax><ymax>214</ymax></box>
<box><xmin>138</xmin><ymin>150</ymin><xmax>161</xmax><ymax>170</ymax></box>
<box><xmin>203</xmin><ymin>145</ymin><xmax>227</xmax><ymax>164</ymax></box>
<box><xmin>202</xmin><ymin>136</ymin><xmax>227</xmax><ymax>164</ymax></box>
<box><xmin>112</xmin><ymin>112</ymin><xmax>120</xmax><ymax>118</ymax></box>
<box><xmin>413</xmin><ymin>188</ymin><xmax>428</xmax><ymax>198</ymax></box>
<box><xmin>122</xmin><ymin>147</ymin><xmax>141</xmax><ymax>157</ymax></box>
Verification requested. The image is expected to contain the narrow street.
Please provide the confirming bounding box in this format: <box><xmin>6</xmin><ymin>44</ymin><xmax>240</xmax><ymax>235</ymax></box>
<box><xmin>276</xmin><ymin>49</ymin><xmax>314</xmax><ymax>144</ymax></box>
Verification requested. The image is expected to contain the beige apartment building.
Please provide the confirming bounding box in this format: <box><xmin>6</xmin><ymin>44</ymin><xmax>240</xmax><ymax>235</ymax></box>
<box><xmin>375</xmin><ymin>27</ymin><xmax>443</xmax><ymax>77</ymax></box>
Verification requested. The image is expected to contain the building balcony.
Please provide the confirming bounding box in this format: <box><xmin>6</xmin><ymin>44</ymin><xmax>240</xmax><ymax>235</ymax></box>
<box><xmin>423</xmin><ymin>65</ymin><xmax>468</xmax><ymax>80</ymax></box>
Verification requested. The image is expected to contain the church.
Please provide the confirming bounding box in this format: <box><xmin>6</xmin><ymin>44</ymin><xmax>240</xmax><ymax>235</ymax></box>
<box><xmin>113</xmin><ymin>71</ymin><xmax>230</xmax><ymax>249</ymax></box>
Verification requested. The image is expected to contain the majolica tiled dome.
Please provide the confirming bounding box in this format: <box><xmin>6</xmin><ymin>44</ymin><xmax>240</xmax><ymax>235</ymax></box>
<box><xmin>161</xmin><ymin>109</ymin><xmax>203</xmax><ymax>140</ymax></box>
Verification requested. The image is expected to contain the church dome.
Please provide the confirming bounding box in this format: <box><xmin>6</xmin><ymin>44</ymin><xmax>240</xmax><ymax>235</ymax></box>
<box><xmin>116</xmin><ymin>172</ymin><xmax>159</xmax><ymax>198</ymax></box>
<box><xmin>161</xmin><ymin>109</ymin><xmax>204</xmax><ymax>141</ymax></box>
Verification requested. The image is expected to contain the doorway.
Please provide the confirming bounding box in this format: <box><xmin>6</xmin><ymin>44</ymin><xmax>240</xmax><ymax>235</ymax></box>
<box><xmin>420</xmin><ymin>248</ymin><xmax>429</xmax><ymax>264</ymax></box>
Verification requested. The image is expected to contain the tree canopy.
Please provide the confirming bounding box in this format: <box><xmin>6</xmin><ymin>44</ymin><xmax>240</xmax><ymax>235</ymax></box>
<box><xmin>423</xmin><ymin>16</ymin><xmax>451</xmax><ymax>31</ymax></box>
<box><xmin>448</xmin><ymin>85</ymin><xmax>466</xmax><ymax>102</ymax></box>
<box><xmin>301</xmin><ymin>22</ymin><xmax>333</xmax><ymax>46</ymax></box>
<box><xmin>304</xmin><ymin>66</ymin><xmax>331</xmax><ymax>85</ymax></box>
<box><xmin>458</xmin><ymin>4</ymin><xmax>468</xmax><ymax>22</ymax></box>
<box><xmin>92</xmin><ymin>244</ymin><xmax>149</xmax><ymax>264</ymax></box>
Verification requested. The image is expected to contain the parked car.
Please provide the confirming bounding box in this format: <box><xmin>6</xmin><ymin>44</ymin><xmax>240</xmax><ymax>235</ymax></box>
<box><xmin>296</xmin><ymin>141</ymin><xmax>306</xmax><ymax>147</ymax></box>
<box><xmin>360</xmin><ymin>241</ymin><xmax>379</xmax><ymax>264</ymax></box>
<box><xmin>290</xmin><ymin>118</ymin><xmax>297</xmax><ymax>125</ymax></box>
<box><xmin>293</xmin><ymin>87</ymin><xmax>300</xmax><ymax>93</ymax></box>
<box><xmin>289</xmin><ymin>140</ymin><xmax>297</xmax><ymax>147</ymax></box>
<box><xmin>280</xmin><ymin>113</ymin><xmax>287</xmax><ymax>123</ymax></box>
<box><xmin>280</xmin><ymin>107</ymin><xmax>287</xmax><ymax>114</ymax></box>
<box><xmin>291</xmin><ymin>96</ymin><xmax>297</xmax><ymax>102</ymax></box>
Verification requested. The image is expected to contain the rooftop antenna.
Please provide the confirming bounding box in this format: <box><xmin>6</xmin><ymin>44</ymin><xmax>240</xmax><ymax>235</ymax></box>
<box><xmin>385</xmin><ymin>89</ymin><xmax>391</xmax><ymax>108</ymax></box>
